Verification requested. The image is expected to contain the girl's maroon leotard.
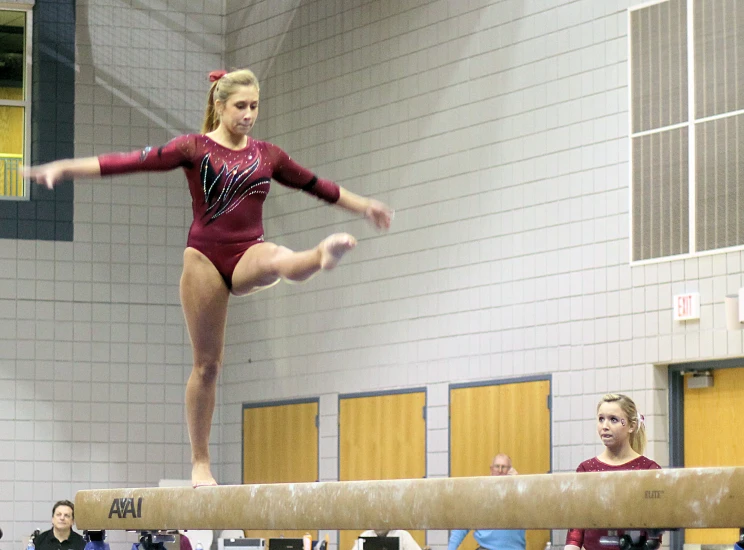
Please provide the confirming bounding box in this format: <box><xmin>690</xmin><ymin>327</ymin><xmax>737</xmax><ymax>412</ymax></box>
<box><xmin>565</xmin><ymin>456</ymin><xmax>661</xmax><ymax>550</ymax></box>
<box><xmin>97</xmin><ymin>134</ymin><xmax>340</xmax><ymax>289</ymax></box>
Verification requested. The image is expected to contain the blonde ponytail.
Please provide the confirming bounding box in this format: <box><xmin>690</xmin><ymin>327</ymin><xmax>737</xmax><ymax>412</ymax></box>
<box><xmin>201</xmin><ymin>81</ymin><xmax>221</xmax><ymax>133</ymax></box>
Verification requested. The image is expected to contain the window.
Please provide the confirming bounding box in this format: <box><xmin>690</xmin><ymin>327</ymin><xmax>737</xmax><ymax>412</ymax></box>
<box><xmin>630</xmin><ymin>0</ymin><xmax>744</xmax><ymax>261</ymax></box>
<box><xmin>0</xmin><ymin>8</ymin><xmax>30</xmax><ymax>200</ymax></box>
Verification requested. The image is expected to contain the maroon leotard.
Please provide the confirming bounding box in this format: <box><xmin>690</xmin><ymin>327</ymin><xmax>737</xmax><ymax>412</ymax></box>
<box><xmin>565</xmin><ymin>456</ymin><xmax>661</xmax><ymax>550</ymax></box>
<box><xmin>98</xmin><ymin>134</ymin><xmax>340</xmax><ymax>289</ymax></box>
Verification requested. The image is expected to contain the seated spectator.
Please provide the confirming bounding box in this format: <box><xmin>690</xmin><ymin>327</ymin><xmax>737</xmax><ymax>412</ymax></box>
<box><xmin>33</xmin><ymin>500</ymin><xmax>85</xmax><ymax>550</ymax></box>
<box><xmin>448</xmin><ymin>454</ymin><xmax>525</xmax><ymax>550</ymax></box>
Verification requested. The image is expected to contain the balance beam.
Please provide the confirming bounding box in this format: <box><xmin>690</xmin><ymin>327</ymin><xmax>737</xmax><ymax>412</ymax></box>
<box><xmin>74</xmin><ymin>467</ymin><xmax>744</xmax><ymax>531</ymax></box>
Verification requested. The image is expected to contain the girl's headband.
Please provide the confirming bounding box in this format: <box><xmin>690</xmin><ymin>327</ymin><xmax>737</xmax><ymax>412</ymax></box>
<box><xmin>209</xmin><ymin>70</ymin><xmax>227</xmax><ymax>82</ymax></box>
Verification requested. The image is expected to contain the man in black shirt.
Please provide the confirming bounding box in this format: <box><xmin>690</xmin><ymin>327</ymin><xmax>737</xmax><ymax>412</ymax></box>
<box><xmin>33</xmin><ymin>500</ymin><xmax>86</xmax><ymax>550</ymax></box>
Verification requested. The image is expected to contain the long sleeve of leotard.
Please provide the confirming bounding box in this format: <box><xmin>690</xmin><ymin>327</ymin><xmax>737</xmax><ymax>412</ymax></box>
<box><xmin>264</xmin><ymin>142</ymin><xmax>340</xmax><ymax>203</ymax></box>
<box><xmin>565</xmin><ymin>461</ymin><xmax>590</xmax><ymax>548</ymax></box>
<box><xmin>98</xmin><ymin>135</ymin><xmax>196</xmax><ymax>176</ymax></box>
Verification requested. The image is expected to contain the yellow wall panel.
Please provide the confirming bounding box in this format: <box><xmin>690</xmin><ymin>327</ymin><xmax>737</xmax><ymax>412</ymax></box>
<box><xmin>0</xmin><ymin>104</ymin><xmax>23</xmax><ymax>155</ymax></box>
<box><xmin>0</xmin><ymin>103</ymin><xmax>24</xmax><ymax>197</ymax></box>
<box><xmin>339</xmin><ymin>392</ymin><xmax>426</xmax><ymax>550</ymax></box>
<box><xmin>243</xmin><ymin>401</ymin><xmax>319</xmax><ymax>542</ymax></box>
<box><xmin>450</xmin><ymin>380</ymin><xmax>551</xmax><ymax>550</ymax></box>
<box><xmin>684</xmin><ymin>368</ymin><xmax>744</xmax><ymax>544</ymax></box>
<box><xmin>0</xmin><ymin>87</ymin><xmax>23</xmax><ymax>100</ymax></box>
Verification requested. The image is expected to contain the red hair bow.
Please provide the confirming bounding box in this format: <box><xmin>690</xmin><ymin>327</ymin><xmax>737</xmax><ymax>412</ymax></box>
<box><xmin>209</xmin><ymin>70</ymin><xmax>227</xmax><ymax>82</ymax></box>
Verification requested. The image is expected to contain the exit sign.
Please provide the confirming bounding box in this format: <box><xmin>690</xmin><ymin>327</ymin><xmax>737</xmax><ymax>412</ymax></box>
<box><xmin>673</xmin><ymin>293</ymin><xmax>700</xmax><ymax>321</ymax></box>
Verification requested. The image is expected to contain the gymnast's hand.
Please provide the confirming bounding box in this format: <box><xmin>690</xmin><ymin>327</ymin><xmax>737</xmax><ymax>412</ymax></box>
<box><xmin>24</xmin><ymin>157</ymin><xmax>101</xmax><ymax>188</ymax></box>
<box><xmin>365</xmin><ymin>199</ymin><xmax>394</xmax><ymax>230</ymax></box>
<box><xmin>23</xmin><ymin>162</ymin><xmax>66</xmax><ymax>190</ymax></box>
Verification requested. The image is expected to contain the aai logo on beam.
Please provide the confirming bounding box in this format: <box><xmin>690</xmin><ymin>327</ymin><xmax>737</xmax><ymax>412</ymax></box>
<box><xmin>108</xmin><ymin>497</ymin><xmax>144</xmax><ymax>519</ymax></box>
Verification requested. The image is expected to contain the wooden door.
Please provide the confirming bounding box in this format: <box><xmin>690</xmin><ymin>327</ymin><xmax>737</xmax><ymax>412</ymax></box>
<box><xmin>450</xmin><ymin>380</ymin><xmax>551</xmax><ymax>550</ymax></box>
<box><xmin>684</xmin><ymin>367</ymin><xmax>744</xmax><ymax>544</ymax></box>
<box><xmin>339</xmin><ymin>391</ymin><xmax>426</xmax><ymax>550</ymax></box>
<box><xmin>243</xmin><ymin>400</ymin><xmax>319</xmax><ymax>542</ymax></box>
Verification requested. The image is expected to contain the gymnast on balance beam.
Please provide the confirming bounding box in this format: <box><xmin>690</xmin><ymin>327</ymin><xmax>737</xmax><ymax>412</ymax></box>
<box><xmin>25</xmin><ymin>68</ymin><xmax>393</xmax><ymax>488</ymax></box>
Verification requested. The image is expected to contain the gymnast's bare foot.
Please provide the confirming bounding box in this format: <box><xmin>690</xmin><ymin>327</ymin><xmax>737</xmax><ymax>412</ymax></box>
<box><xmin>319</xmin><ymin>233</ymin><xmax>357</xmax><ymax>270</ymax></box>
<box><xmin>192</xmin><ymin>462</ymin><xmax>217</xmax><ymax>488</ymax></box>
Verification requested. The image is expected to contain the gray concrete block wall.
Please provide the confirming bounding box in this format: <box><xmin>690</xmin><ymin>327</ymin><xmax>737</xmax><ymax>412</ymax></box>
<box><xmin>2</xmin><ymin>0</ymin><xmax>741</xmax><ymax>548</ymax></box>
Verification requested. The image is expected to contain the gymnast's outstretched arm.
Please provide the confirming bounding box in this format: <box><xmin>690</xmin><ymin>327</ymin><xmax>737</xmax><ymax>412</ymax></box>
<box><xmin>25</xmin><ymin>135</ymin><xmax>194</xmax><ymax>190</ymax></box>
<box><xmin>23</xmin><ymin>157</ymin><xmax>102</xmax><ymax>189</ymax></box>
<box><xmin>267</xmin><ymin>142</ymin><xmax>393</xmax><ymax>231</ymax></box>
<box><xmin>335</xmin><ymin>187</ymin><xmax>393</xmax><ymax>230</ymax></box>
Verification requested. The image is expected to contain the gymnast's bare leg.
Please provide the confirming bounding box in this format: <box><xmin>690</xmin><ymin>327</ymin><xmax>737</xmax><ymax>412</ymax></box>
<box><xmin>182</xmin><ymin>233</ymin><xmax>356</xmax><ymax>487</ymax></box>
<box><xmin>181</xmin><ymin>248</ymin><xmax>230</xmax><ymax>488</ymax></box>
<box><xmin>230</xmin><ymin>233</ymin><xmax>357</xmax><ymax>295</ymax></box>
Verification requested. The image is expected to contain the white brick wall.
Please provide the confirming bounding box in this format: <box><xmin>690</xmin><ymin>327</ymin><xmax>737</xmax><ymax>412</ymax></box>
<box><xmin>220</xmin><ymin>0</ymin><xmax>742</xmax><ymax>534</ymax></box>
<box><xmin>3</xmin><ymin>0</ymin><xmax>743</xmax><ymax>547</ymax></box>
<box><xmin>1</xmin><ymin>0</ymin><xmax>224</xmax><ymax>544</ymax></box>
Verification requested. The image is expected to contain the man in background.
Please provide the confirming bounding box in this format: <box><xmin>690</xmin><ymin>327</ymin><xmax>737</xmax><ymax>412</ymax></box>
<box><xmin>447</xmin><ymin>454</ymin><xmax>526</xmax><ymax>550</ymax></box>
<box><xmin>33</xmin><ymin>500</ymin><xmax>86</xmax><ymax>550</ymax></box>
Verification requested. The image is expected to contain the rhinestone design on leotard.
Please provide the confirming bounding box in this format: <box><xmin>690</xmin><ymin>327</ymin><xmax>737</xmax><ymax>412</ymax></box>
<box><xmin>201</xmin><ymin>153</ymin><xmax>269</xmax><ymax>222</ymax></box>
